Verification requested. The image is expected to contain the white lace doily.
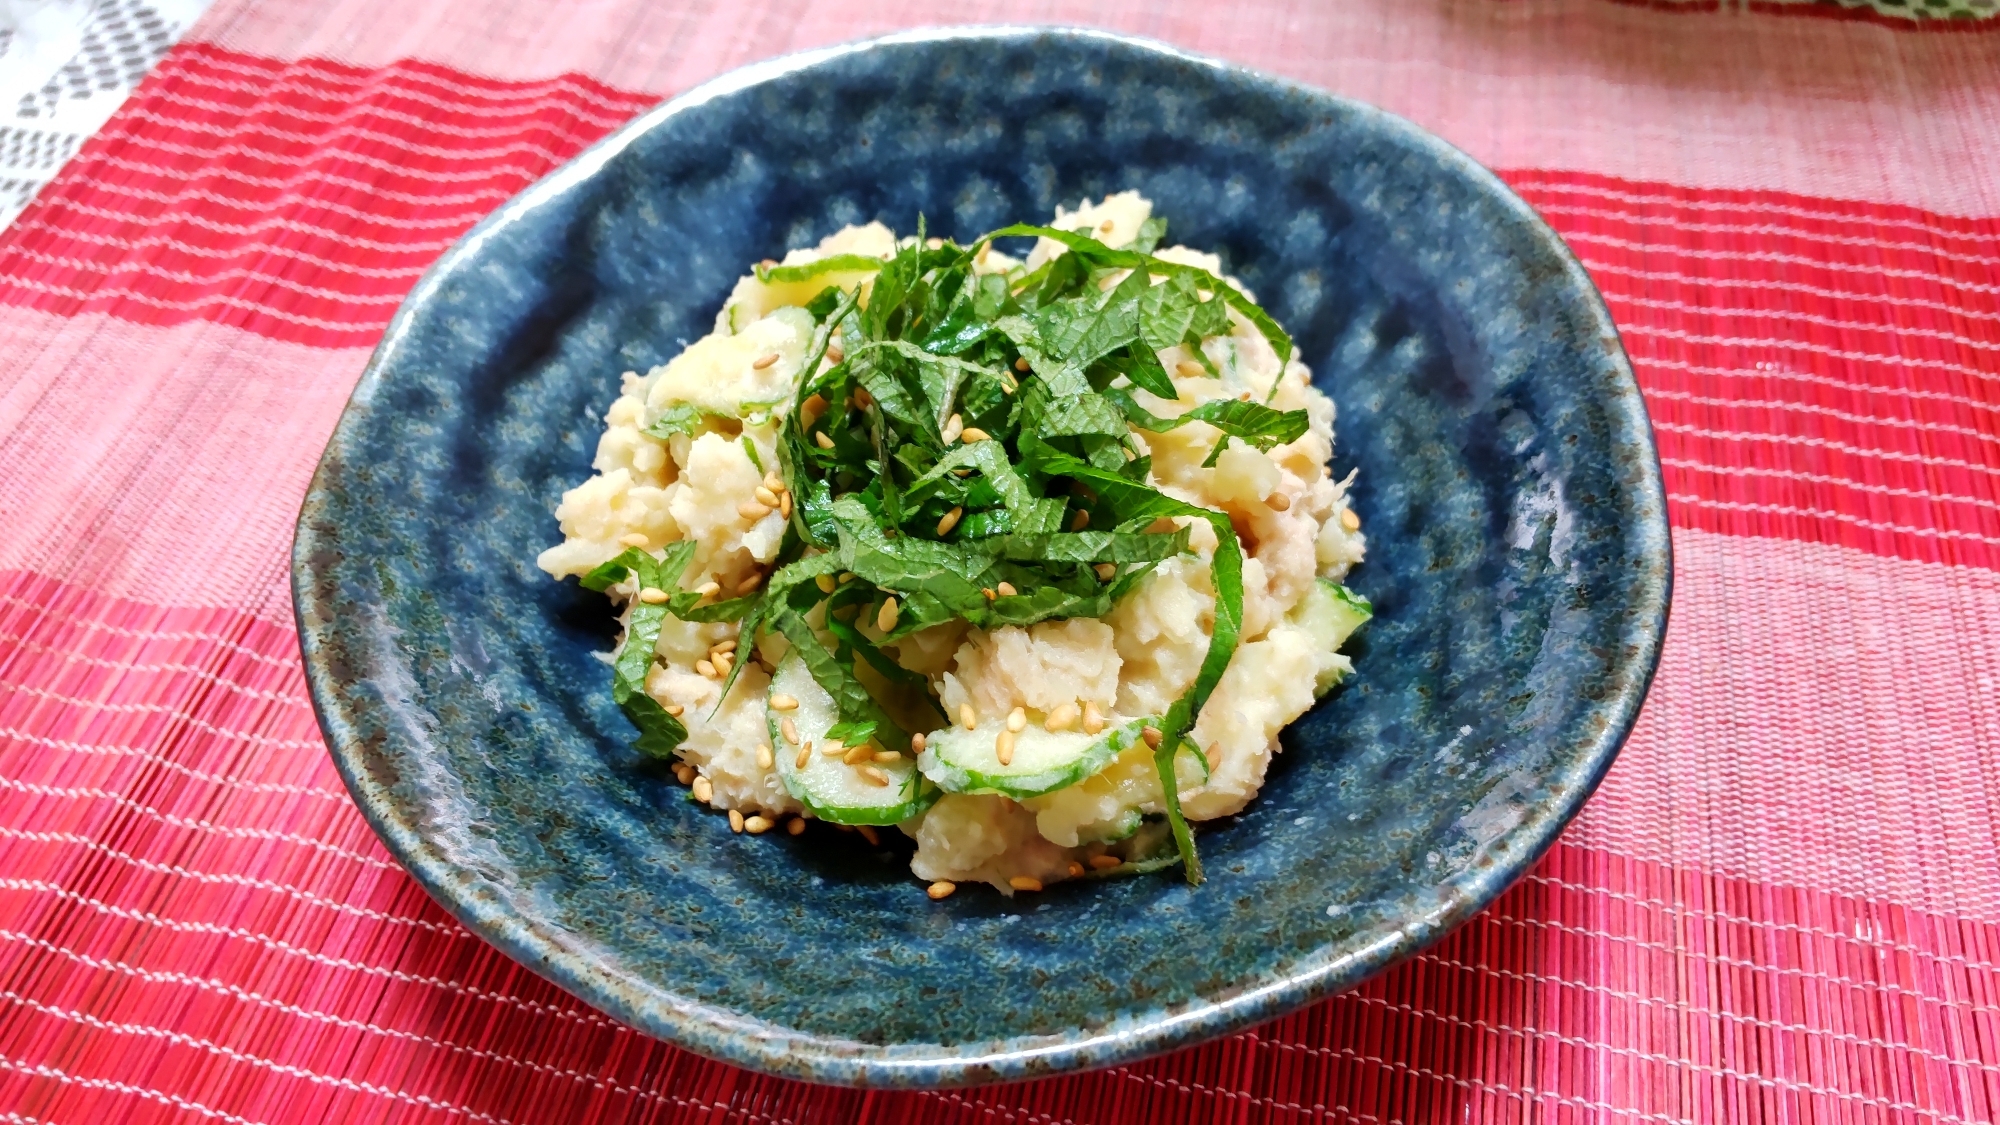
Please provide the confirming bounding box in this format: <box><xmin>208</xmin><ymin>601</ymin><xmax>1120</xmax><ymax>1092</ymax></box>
<box><xmin>0</xmin><ymin>0</ymin><xmax>213</xmax><ymax>230</ymax></box>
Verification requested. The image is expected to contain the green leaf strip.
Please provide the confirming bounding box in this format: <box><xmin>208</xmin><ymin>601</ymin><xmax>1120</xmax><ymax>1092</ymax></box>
<box><xmin>978</xmin><ymin>223</ymin><xmax>1294</xmax><ymax>369</ymax></box>
<box><xmin>1102</xmin><ymin>387</ymin><xmax>1309</xmax><ymax>451</ymax></box>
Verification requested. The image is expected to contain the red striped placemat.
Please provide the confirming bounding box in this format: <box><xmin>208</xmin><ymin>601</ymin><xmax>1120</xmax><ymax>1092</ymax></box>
<box><xmin>2</xmin><ymin>2</ymin><xmax>1997</xmax><ymax>1121</ymax></box>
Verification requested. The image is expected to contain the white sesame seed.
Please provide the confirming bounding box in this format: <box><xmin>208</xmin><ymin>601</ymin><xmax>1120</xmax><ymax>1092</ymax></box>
<box><xmin>1088</xmin><ymin>854</ymin><xmax>1121</xmax><ymax>870</ymax></box>
<box><xmin>781</xmin><ymin>717</ymin><xmax>799</xmax><ymax>745</ymax></box>
<box><xmin>1071</xmin><ymin>509</ymin><xmax>1089</xmax><ymax>530</ymax></box>
<box><xmin>1044</xmin><ymin>702</ymin><xmax>1079</xmax><ymax>732</ymax></box>
<box><xmin>745</xmin><ymin>815</ymin><xmax>773</xmax><ymax>834</ymax></box>
<box><xmin>941</xmin><ymin>414</ymin><xmax>964</xmax><ymax>444</ymax></box>
<box><xmin>959</xmin><ymin>427</ymin><xmax>991</xmax><ymax>443</ymax></box>
<box><xmin>619</xmin><ymin>532</ymin><xmax>651</xmax><ymax>547</ymax></box>
<box><xmin>729</xmin><ymin>809</ymin><xmax>745</xmax><ymax>832</ymax></box>
<box><xmin>794</xmin><ymin>745</ymin><xmax>811</xmax><ymax>769</ymax></box>
<box><xmin>664</xmin><ymin>704</ymin><xmax>685</xmax><ymax>717</ymax></box>
<box><xmin>876</xmin><ymin>597</ymin><xmax>900</xmax><ymax>633</ymax></box>
<box><xmin>959</xmin><ymin>704</ymin><xmax>978</xmax><ymax>731</ymax></box>
<box><xmin>1141</xmin><ymin>727</ymin><xmax>1164</xmax><ymax>749</ymax></box>
<box><xmin>755</xmin><ymin>743</ymin><xmax>774</xmax><ymax>770</ymax></box>
<box><xmin>695</xmin><ymin>659</ymin><xmax>717</xmax><ymax>678</ymax></box>
<box><xmin>1082</xmin><ymin>701</ymin><xmax>1105</xmax><ymax>735</ymax></box>
<box><xmin>752</xmin><ymin>352</ymin><xmax>780</xmax><ymax>370</ymax></box>
<box><xmin>1014</xmin><ymin>357</ymin><xmax>1031</xmax><ymax>373</ymax></box>
<box><xmin>763</xmin><ymin>472</ymin><xmax>785</xmax><ymax>492</ymax></box>
<box><xmin>692</xmin><ymin>776</ymin><xmax>713</xmax><ymax>803</ymax></box>
<box><xmin>815</xmin><ymin>574</ymin><xmax>837</xmax><ymax>593</ymax></box>
<box><xmin>927</xmin><ymin>881</ymin><xmax>957</xmax><ymax>900</ymax></box>
<box><xmin>787</xmin><ymin>817</ymin><xmax>807</xmax><ymax>836</ymax></box>
<box><xmin>711</xmin><ymin>638</ymin><xmax>738</xmax><ymax>654</ymax></box>
<box><xmin>843</xmin><ymin>744</ymin><xmax>871</xmax><ymax>766</ymax></box>
<box><xmin>825</xmin><ymin>345</ymin><xmax>844</xmax><ymax>364</ymax></box>
<box><xmin>694</xmin><ymin>581</ymin><xmax>721</xmax><ymax>597</ymax></box>
<box><xmin>637</xmin><ymin>587</ymin><xmax>670</xmax><ymax>604</ymax></box>
<box><xmin>1067</xmin><ymin>861</ymin><xmax>1086</xmax><ymax>878</ymax></box>
<box><xmin>859</xmin><ymin>765</ymin><xmax>890</xmax><ymax>787</ymax></box>
<box><xmin>910</xmin><ymin>732</ymin><xmax>927</xmax><ymax>754</ymax></box>
<box><xmin>738</xmin><ymin>500</ymin><xmax>771</xmax><ymax>520</ymax></box>
<box><xmin>815</xmin><ymin>431</ymin><xmax>835</xmax><ymax>449</ymax></box>
<box><xmin>995</xmin><ymin>730</ymin><xmax>1015</xmax><ymax>766</ymax></box>
<box><xmin>1176</xmin><ymin>361</ymin><xmax>1204</xmax><ymax>378</ymax></box>
<box><xmin>780</xmin><ymin>491</ymin><xmax>793</xmax><ymax>518</ymax></box>
<box><xmin>1009</xmin><ymin>876</ymin><xmax>1043</xmax><ymax>893</ymax></box>
<box><xmin>1094</xmin><ymin>563</ymin><xmax>1117</xmax><ymax>581</ymax></box>
<box><xmin>936</xmin><ymin>506</ymin><xmax>963</xmax><ymax>536</ymax></box>
<box><xmin>1006</xmin><ymin>707</ymin><xmax>1027</xmax><ymax>733</ymax></box>
<box><xmin>770</xmin><ymin>694</ymin><xmax>799</xmax><ymax>711</ymax></box>
<box><xmin>995</xmin><ymin>581</ymin><xmax>1017</xmax><ymax>597</ymax></box>
<box><xmin>1341</xmin><ymin>508</ymin><xmax>1361</xmax><ymax>531</ymax></box>
<box><xmin>1267</xmin><ymin>492</ymin><xmax>1291</xmax><ymax>512</ymax></box>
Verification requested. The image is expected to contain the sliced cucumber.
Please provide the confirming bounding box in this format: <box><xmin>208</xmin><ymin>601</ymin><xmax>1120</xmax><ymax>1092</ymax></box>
<box><xmin>1290</xmin><ymin>578</ymin><xmax>1373</xmax><ymax>696</ymax></box>
<box><xmin>918</xmin><ymin>717</ymin><xmax>1152</xmax><ymax>799</ymax></box>
<box><xmin>769</xmin><ymin>653</ymin><xmax>934</xmax><ymax>825</ymax></box>
<box><xmin>1080</xmin><ymin>817</ymin><xmax>1181</xmax><ymax>879</ymax></box>
<box><xmin>1077</xmin><ymin>807</ymin><xmax>1143</xmax><ymax>845</ymax></box>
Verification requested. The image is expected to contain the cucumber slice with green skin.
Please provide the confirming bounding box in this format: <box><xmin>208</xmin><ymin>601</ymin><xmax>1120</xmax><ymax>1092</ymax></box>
<box><xmin>1077</xmin><ymin>807</ymin><xmax>1143</xmax><ymax>845</ymax></box>
<box><xmin>1291</xmin><ymin>578</ymin><xmax>1373</xmax><ymax>696</ymax></box>
<box><xmin>769</xmin><ymin>653</ymin><xmax>934</xmax><ymax>825</ymax></box>
<box><xmin>918</xmin><ymin>717</ymin><xmax>1154</xmax><ymax>799</ymax></box>
<box><xmin>1080</xmin><ymin>818</ymin><xmax>1181</xmax><ymax>879</ymax></box>
<box><xmin>1326</xmin><ymin>581</ymin><xmax>1373</xmax><ymax>641</ymax></box>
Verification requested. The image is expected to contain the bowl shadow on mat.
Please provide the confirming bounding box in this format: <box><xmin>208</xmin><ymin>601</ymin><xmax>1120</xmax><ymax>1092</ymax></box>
<box><xmin>297</xmin><ymin>25</ymin><xmax>1667</xmax><ymax>1088</ymax></box>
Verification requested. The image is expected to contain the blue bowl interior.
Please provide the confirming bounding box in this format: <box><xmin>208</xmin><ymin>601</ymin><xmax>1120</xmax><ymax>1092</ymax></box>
<box><xmin>295</xmin><ymin>28</ymin><xmax>1668</xmax><ymax>1087</ymax></box>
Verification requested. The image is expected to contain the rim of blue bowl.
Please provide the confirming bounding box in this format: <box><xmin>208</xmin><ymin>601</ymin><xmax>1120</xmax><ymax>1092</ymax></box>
<box><xmin>293</xmin><ymin>24</ymin><xmax>1672</xmax><ymax>1087</ymax></box>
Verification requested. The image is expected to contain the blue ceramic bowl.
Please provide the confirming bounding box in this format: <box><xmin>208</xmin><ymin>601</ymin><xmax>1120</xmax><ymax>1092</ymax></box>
<box><xmin>293</xmin><ymin>26</ymin><xmax>1669</xmax><ymax>1087</ymax></box>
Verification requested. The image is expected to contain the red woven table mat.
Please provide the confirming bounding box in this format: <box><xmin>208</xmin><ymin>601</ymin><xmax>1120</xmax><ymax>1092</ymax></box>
<box><xmin>3</xmin><ymin>2</ymin><xmax>1998</xmax><ymax>1121</ymax></box>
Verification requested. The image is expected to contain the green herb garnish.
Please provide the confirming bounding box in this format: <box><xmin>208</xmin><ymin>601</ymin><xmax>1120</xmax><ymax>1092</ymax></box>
<box><xmin>641</xmin><ymin>402</ymin><xmax>711</xmax><ymax>441</ymax></box>
<box><xmin>595</xmin><ymin>219</ymin><xmax>1310</xmax><ymax>886</ymax></box>
<box><xmin>581</xmin><ymin>543</ymin><xmax>754</xmax><ymax>759</ymax></box>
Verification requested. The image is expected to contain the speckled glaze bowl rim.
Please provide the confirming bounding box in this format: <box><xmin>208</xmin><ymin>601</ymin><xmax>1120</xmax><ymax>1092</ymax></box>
<box><xmin>293</xmin><ymin>25</ymin><xmax>1671</xmax><ymax>1088</ymax></box>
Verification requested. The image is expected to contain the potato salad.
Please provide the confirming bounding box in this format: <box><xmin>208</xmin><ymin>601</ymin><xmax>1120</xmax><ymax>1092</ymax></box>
<box><xmin>539</xmin><ymin>193</ymin><xmax>1369</xmax><ymax>896</ymax></box>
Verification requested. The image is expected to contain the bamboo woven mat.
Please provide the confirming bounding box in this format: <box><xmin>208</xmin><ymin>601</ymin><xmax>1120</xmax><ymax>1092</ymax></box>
<box><xmin>3</xmin><ymin>1</ymin><xmax>1999</xmax><ymax>1121</ymax></box>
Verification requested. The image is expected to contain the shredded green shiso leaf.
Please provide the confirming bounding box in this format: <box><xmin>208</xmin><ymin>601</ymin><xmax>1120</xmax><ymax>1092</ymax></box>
<box><xmin>591</xmin><ymin>219</ymin><xmax>1312</xmax><ymax>886</ymax></box>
